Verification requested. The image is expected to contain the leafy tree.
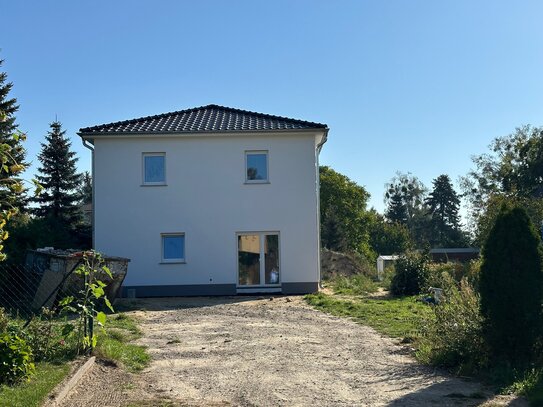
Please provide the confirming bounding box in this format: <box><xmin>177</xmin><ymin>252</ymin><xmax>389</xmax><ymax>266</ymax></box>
<box><xmin>384</xmin><ymin>172</ymin><xmax>431</xmax><ymax>247</ymax></box>
<box><xmin>425</xmin><ymin>174</ymin><xmax>466</xmax><ymax>247</ymax></box>
<box><xmin>321</xmin><ymin>205</ymin><xmax>348</xmax><ymax>252</ymax></box>
<box><xmin>384</xmin><ymin>172</ymin><xmax>427</xmax><ymax>221</ymax></box>
<box><xmin>319</xmin><ymin>166</ymin><xmax>372</xmax><ymax>257</ymax></box>
<box><xmin>34</xmin><ymin>121</ymin><xmax>82</xmax><ymax>226</ymax></box>
<box><xmin>368</xmin><ymin>211</ymin><xmax>412</xmax><ymax>255</ymax></box>
<box><xmin>474</xmin><ymin>194</ymin><xmax>543</xmax><ymax>247</ymax></box>
<box><xmin>479</xmin><ymin>205</ymin><xmax>543</xmax><ymax>365</ymax></box>
<box><xmin>462</xmin><ymin>125</ymin><xmax>543</xmax><ymax>242</ymax></box>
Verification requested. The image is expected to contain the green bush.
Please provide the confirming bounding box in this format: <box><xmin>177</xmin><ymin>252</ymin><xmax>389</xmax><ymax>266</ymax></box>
<box><xmin>5</xmin><ymin>216</ymin><xmax>91</xmax><ymax>265</ymax></box>
<box><xmin>426</xmin><ymin>260</ymin><xmax>481</xmax><ymax>288</ymax></box>
<box><xmin>0</xmin><ymin>333</ymin><xmax>35</xmax><ymax>385</ymax></box>
<box><xmin>22</xmin><ymin>309</ymin><xmax>77</xmax><ymax>363</ymax></box>
<box><xmin>425</xmin><ymin>263</ymin><xmax>452</xmax><ymax>289</ymax></box>
<box><xmin>417</xmin><ymin>275</ymin><xmax>487</xmax><ymax>374</ymax></box>
<box><xmin>479</xmin><ymin>205</ymin><xmax>543</xmax><ymax>365</ymax></box>
<box><xmin>390</xmin><ymin>251</ymin><xmax>429</xmax><ymax>296</ymax></box>
<box><xmin>463</xmin><ymin>259</ymin><xmax>481</xmax><ymax>288</ymax></box>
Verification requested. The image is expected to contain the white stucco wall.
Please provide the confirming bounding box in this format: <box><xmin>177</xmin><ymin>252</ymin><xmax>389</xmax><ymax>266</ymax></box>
<box><xmin>91</xmin><ymin>132</ymin><xmax>322</xmax><ymax>291</ymax></box>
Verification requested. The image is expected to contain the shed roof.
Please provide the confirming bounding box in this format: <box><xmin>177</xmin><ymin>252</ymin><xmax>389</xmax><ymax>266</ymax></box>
<box><xmin>79</xmin><ymin>104</ymin><xmax>328</xmax><ymax>135</ymax></box>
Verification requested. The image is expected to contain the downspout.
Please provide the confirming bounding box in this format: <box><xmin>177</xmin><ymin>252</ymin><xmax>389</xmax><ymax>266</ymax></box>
<box><xmin>81</xmin><ymin>138</ymin><xmax>95</xmax><ymax>249</ymax></box>
<box><xmin>315</xmin><ymin>129</ymin><xmax>328</xmax><ymax>290</ymax></box>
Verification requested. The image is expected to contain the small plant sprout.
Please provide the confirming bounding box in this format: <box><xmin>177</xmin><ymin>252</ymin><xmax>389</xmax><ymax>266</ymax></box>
<box><xmin>60</xmin><ymin>251</ymin><xmax>114</xmax><ymax>353</ymax></box>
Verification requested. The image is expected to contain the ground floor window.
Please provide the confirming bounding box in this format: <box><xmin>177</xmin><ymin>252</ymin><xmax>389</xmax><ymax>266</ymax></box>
<box><xmin>161</xmin><ymin>233</ymin><xmax>185</xmax><ymax>263</ymax></box>
<box><xmin>238</xmin><ymin>232</ymin><xmax>279</xmax><ymax>286</ymax></box>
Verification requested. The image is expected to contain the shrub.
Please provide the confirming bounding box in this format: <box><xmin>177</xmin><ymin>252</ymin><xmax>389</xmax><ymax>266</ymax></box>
<box><xmin>417</xmin><ymin>275</ymin><xmax>487</xmax><ymax>374</ymax></box>
<box><xmin>390</xmin><ymin>251</ymin><xmax>429</xmax><ymax>296</ymax></box>
<box><xmin>479</xmin><ymin>205</ymin><xmax>543</xmax><ymax>365</ymax></box>
<box><xmin>0</xmin><ymin>332</ymin><xmax>35</xmax><ymax>385</ymax></box>
<box><xmin>425</xmin><ymin>263</ymin><xmax>452</xmax><ymax>289</ymax></box>
<box><xmin>464</xmin><ymin>259</ymin><xmax>481</xmax><ymax>288</ymax></box>
<box><xmin>22</xmin><ymin>309</ymin><xmax>77</xmax><ymax>362</ymax></box>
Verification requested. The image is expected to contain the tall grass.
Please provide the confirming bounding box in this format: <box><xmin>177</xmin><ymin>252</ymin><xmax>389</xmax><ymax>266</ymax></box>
<box><xmin>330</xmin><ymin>274</ymin><xmax>378</xmax><ymax>296</ymax></box>
<box><xmin>416</xmin><ymin>275</ymin><xmax>487</xmax><ymax>375</ymax></box>
<box><xmin>93</xmin><ymin>314</ymin><xmax>149</xmax><ymax>372</ymax></box>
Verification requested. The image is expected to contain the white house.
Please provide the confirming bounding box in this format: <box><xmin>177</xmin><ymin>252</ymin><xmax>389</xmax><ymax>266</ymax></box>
<box><xmin>78</xmin><ymin>105</ymin><xmax>328</xmax><ymax>297</ymax></box>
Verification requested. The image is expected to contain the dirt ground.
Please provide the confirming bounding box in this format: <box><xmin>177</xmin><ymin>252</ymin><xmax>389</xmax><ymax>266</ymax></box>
<box><xmin>56</xmin><ymin>296</ymin><xmax>527</xmax><ymax>407</ymax></box>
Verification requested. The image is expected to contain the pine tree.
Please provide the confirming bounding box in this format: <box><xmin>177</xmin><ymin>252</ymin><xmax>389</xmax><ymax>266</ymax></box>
<box><xmin>385</xmin><ymin>191</ymin><xmax>408</xmax><ymax>224</ymax></box>
<box><xmin>425</xmin><ymin>174</ymin><xmax>462</xmax><ymax>246</ymax></box>
<box><xmin>479</xmin><ymin>205</ymin><xmax>543</xmax><ymax>365</ymax></box>
<box><xmin>78</xmin><ymin>171</ymin><xmax>92</xmax><ymax>204</ymax></box>
<box><xmin>0</xmin><ymin>59</ymin><xmax>27</xmax><ymax>212</ymax></box>
<box><xmin>34</xmin><ymin>121</ymin><xmax>82</xmax><ymax>225</ymax></box>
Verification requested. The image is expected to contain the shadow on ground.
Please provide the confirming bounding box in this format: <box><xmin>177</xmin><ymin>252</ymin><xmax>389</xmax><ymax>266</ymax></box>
<box><xmin>386</xmin><ymin>378</ymin><xmax>528</xmax><ymax>406</ymax></box>
<box><xmin>114</xmin><ymin>295</ymin><xmax>293</xmax><ymax>312</ymax></box>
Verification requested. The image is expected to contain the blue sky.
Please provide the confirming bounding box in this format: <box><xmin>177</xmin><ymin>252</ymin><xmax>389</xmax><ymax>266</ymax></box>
<box><xmin>1</xmin><ymin>1</ymin><xmax>542</xmax><ymax>214</ymax></box>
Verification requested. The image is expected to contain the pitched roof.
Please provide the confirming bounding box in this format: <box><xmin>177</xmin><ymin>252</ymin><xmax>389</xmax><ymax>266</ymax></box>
<box><xmin>78</xmin><ymin>104</ymin><xmax>327</xmax><ymax>135</ymax></box>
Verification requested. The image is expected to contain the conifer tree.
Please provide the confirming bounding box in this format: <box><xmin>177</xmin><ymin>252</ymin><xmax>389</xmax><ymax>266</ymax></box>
<box><xmin>34</xmin><ymin>121</ymin><xmax>82</xmax><ymax>225</ymax></box>
<box><xmin>0</xmin><ymin>59</ymin><xmax>27</xmax><ymax>212</ymax></box>
<box><xmin>479</xmin><ymin>205</ymin><xmax>543</xmax><ymax>365</ymax></box>
<box><xmin>78</xmin><ymin>171</ymin><xmax>92</xmax><ymax>205</ymax></box>
<box><xmin>425</xmin><ymin>174</ymin><xmax>463</xmax><ymax>246</ymax></box>
<box><xmin>385</xmin><ymin>191</ymin><xmax>408</xmax><ymax>224</ymax></box>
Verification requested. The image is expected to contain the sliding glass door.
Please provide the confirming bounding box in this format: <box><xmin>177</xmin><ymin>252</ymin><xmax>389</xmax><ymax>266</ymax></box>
<box><xmin>238</xmin><ymin>232</ymin><xmax>280</xmax><ymax>287</ymax></box>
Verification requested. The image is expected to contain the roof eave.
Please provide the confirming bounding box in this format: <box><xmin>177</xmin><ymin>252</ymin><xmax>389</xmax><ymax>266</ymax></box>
<box><xmin>77</xmin><ymin>127</ymin><xmax>328</xmax><ymax>139</ymax></box>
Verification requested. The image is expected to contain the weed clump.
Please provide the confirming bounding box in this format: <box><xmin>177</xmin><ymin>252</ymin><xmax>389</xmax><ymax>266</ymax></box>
<box><xmin>417</xmin><ymin>275</ymin><xmax>487</xmax><ymax>374</ymax></box>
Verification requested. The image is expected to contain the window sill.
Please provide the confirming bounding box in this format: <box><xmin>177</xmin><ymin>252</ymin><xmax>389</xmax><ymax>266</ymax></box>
<box><xmin>159</xmin><ymin>261</ymin><xmax>186</xmax><ymax>264</ymax></box>
<box><xmin>141</xmin><ymin>183</ymin><xmax>168</xmax><ymax>187</ymax></box>
<box><xmin>244</xmin><ymin>181</ymin><xmax>270</xmax><ymax>185</ymax></box>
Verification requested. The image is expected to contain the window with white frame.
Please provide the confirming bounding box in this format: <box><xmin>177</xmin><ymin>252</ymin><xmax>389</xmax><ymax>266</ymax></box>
<box><xmin>161</xmin><ymin>233</ymin><xmax>185</xmax><ymax>263</ymax></box>
<box><xmin>245</xmin><ymin>151</ymin><xmax>268</xmax><ymax>183</ymax></box>
<box><xmin>143</xmin><ymin>153</ymin><xmax>166</xmax><ymax>185</ymax></box>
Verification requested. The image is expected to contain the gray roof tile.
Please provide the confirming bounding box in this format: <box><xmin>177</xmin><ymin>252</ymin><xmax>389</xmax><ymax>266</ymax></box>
<box><xmin>79</xmin><ymin>104</ymin><xmax>327</xmax><ymax>135</ymax></box>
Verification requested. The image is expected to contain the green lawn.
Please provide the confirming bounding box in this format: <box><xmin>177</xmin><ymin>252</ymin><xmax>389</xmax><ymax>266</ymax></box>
<box><xmin>0</xmin><ymin>313</ymin><xmax>149</xmax><ymax>407</ymax></box>
<box><xmin>0</xmin><ymin>362</ymin><xmax>70</xmax><ymax>407</ymax></box>
<box><xmin>305</xmin><ymin>291</ymin><xmax>432</xmax><ymax>340</ymax></box>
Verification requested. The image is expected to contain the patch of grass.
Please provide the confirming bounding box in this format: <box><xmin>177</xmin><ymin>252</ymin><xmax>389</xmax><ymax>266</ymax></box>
<box><xmin>0</xmin><ymin>362</ymin><xmax>70</xmax><ymax>407</ymax></box>
<box><xmin>328</xmin><ymin>274</ymin><xmax>378</xmax><ymax>296</ymax></box>
<box><xmin>497</xmin><ymin>368</ymin><xmax>543</xmax><ymax>406</ymax></box>
<box><xmin>94</xmin><ymin>336</ymin><xmax>149</xmax><ymax>372</ymax></box>
<box><xmin>108</xmin><ymin>313</ymin><xmax>143</xmax><ymax>338</ymax></box>
<box><xmin>94</xmin><ymin>313</ymin><xmax>149</xmax><ymax>372</ymax></box>
<box><xmin>305</xmin><ymin>292</ymin><xmax>432</xmax><ymax>339</ymax></box>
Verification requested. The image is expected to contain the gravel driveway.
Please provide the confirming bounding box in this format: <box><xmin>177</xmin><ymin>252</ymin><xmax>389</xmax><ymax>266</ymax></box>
<box><xmin>57</xmin><ymin>295</ymin><xmax>526</xmax><ymax>406</ymax></box>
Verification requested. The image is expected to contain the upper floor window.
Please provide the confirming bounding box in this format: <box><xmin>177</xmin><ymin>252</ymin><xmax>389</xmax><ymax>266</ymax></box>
<box><xmin>245</xmin><ymin>151</ymin><xmax>268</xmax><ymax>183</ymax></box>
<box><xmin>143</xmin><ymin>153</ymin><xmax>166</xmax><ymax>185</ymax></box>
